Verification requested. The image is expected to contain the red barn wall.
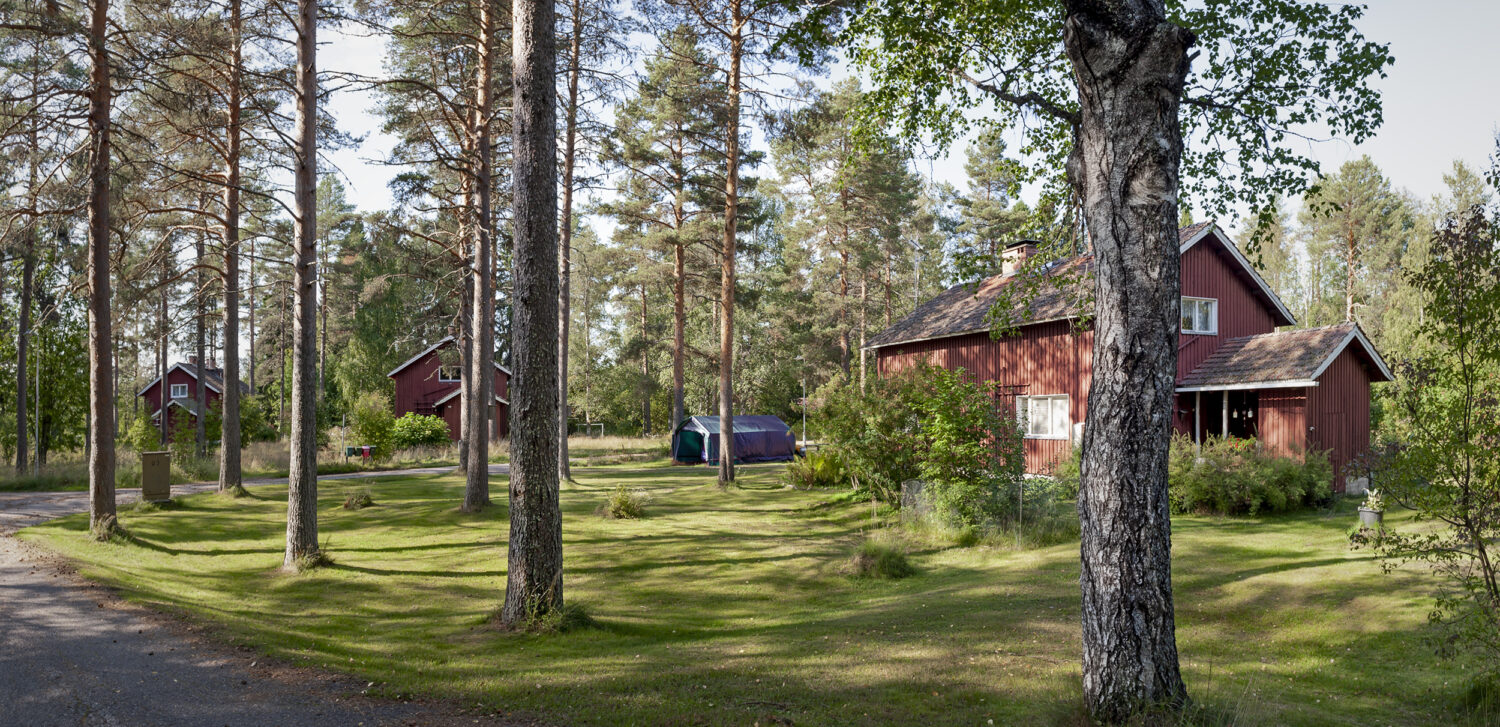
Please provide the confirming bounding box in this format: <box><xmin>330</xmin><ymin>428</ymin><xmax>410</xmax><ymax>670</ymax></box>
<box><xmin>877</xmin><ymin>320</ymin><xmax>1093</xmax><ymax>473</ymax></box>
<box><xmin>1256</xmin><ymin>389</ymin><xmax>1308</xmax><ymax>458</ymax></box>
<box><xmin>1177</xmin><ymin>242</ymin><xmax>1279</xmax><ymax>378</ymax></box>
<box><xmin>1306</xmin><ymin>348</ymin><xmax>1374</xmax><ymax>491</ymax></box>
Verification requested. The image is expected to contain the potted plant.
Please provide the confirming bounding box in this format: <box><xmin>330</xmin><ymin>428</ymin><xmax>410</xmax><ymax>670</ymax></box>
<box><xmin>1358</xmin><ymin>489</ymin><xmax>1385</xmax><ymax>528</ymax></box>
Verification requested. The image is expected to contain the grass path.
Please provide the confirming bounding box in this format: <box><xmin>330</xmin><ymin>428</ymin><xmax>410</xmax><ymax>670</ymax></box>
<box><xmin>19</xmin><ymin>463</ymin><xmax>1485</xmax><ymax>726</ymax></box>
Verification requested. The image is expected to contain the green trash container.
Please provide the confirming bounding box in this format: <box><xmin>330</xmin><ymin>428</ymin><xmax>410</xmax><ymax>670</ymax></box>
<box><xmin>141</xmin><ymin>451</ymin><xmax>171</xmax><ymax>503</ymax></box>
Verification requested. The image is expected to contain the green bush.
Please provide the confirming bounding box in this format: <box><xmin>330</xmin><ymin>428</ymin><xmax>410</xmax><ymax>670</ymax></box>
<box><xmin>391</xmin><ymin>412</ymin><xmax>450</xmax><ymax>449</ymax></box>
<box><xmin>347</xmin><ymin>392</ymin><xmax>396</xmax><ymax>462</ymax></box>
<box><xmin>848</xmin><ymin>534</ymin><xmax>915</xmax><ymax>579</ymax></box>
<box><xmin>782</xmin><ymin>448</ymin><xmax>845</xmax><ymax>489</ymax></box>
<box><xmin>1167</xmin><ymin>434</ymin><xmax>1331</xmax><ymax>515</ymax></box>
<box><xmin>123</xmin><ymin>416</ymin><xmax>161</xmax><ymax>452</ymax></box>
<box><xmin>815</xmin><ymin>372</ymin><xmax>923</xmax><ymax>504</ymax></box>
<box><xmin>602</xmin><ymin>485</ymin><xmax>648</xmax><ymax>519</ymax></box>
<box><xmin>914</xmin><ymin>367</ymin><xmax>1027</xmax><ymax>528</ymax></box>
<box><xmin>1051</xmin><ymin>447</ymin><xmax>1081</xmax><ymax>501</ymax></box>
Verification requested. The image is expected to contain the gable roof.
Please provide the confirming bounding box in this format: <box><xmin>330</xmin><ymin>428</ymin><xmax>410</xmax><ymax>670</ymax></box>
<box><xmin>1177</xmin><ymin>322</ymin><xmax>1393</xmax><ymax>391</ymax></box>
<box><xmin>431</xmin><ymin>389</ymin><xmax>509</xmax><ymax>407</ymax></box>
<box><xmin>387</xmin><ymin>336</ymin><xmax>513</xmax><ymax>378</ymax></box>
<box><xmin>136</xmin><ymin>362</ymin><xmax>250</xmax><ymax>397</ymax></box>
<box><xmin>868</xmin><ymin>224</ymin><xmax>1295</xmax><ymax>350</ymax></box>
<box><xmin>676</xmin><ymin>415</ymin><xmax>793</xmax><ymax>435</ymax></box>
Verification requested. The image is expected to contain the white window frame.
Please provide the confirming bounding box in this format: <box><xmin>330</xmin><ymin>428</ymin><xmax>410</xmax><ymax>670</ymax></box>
<box><xmin>1181</xmin><ymin>296</ymin><xmax>1218</xmax><ymax>335</ymax></box>
<box><xmin>438</xmin><ymin>365</ymin><xmax>462</xmax><ymax>383</ymax></box>
<box><xmin>1017</xmin><ymin>394</ymin><xmax>1070</xmax><ymax>440</ymax></box>
<box><xmin>169</xmin><ymin>383</ymin><xmax>189</xmax><ymax>399</ymax></box>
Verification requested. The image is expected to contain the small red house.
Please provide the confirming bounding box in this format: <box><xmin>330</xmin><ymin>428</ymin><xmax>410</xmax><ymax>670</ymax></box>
<box><xmin>387</xmin><ymin>337</ymin><xmax>510</xmax><ymax>441</ymax></box>
<box><xmin>869</xmin><ymin>223</ymin><xmax>1392</xmax><ymax>492</ymax></box>
<box><xmin>137</xmin><ymin>357</ymin><xmax>250</xmax><ymax>436</ymax></box>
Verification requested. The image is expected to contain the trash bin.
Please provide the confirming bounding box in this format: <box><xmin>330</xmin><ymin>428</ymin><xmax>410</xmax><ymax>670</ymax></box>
<box><xmin>141</xmin><ymin>451</ymin><xmax>171</xmax><ymax>503</ymax></box>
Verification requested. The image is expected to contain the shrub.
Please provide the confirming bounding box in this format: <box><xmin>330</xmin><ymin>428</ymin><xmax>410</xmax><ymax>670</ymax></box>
<box><xmin>782</xmin><ymin>449</ymin><xmax>845</xmax><ymax>489</ymax></box>
<box><xmin>1167</xmin><ymin>434</ymin><xmax>1332</xmax><ymax>515</ymax></box>
<box><xmin>1051</xmin><ymin>447</ymin><xmax>1081</xmax><ymax>501</ymax></box>
<box><xmin>815</xmin><ymin>372</ymin><xmax>924</xmax><ymax>504</ymax></box>
<box><xmin>391</xmin><ymin>412</ymin><xmax>450</xmax><ymax>449</ymax></box>
<box><xmin>848</xmin><ymin>534</ymin><xmax>914</xmax><ymax>579</ymax></box>
<box><xmin>342</xmin><ymin>487</ymin><xmax>375</xmax><ymax>510</ymax></box>
<box><xmin>347</xmin><ymin>392</ymin><xmax>395</xmax><ymax>462</ymax></box>
<box><xmin>913</xmin><ymin>367</ymin><xmax>1027</xmax><ymax>528</ymax></box>
<box><xmin>122</xmin><ymin>416</ymin><xmax>161</xmax><ymax>452</ymax></box>
<box><xmin>602</xmin><ymin>485</ymin><xmax>648</xmax><ymax>519</ymax></box>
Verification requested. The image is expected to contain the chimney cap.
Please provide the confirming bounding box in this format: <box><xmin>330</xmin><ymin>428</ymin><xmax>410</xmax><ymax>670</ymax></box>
<box><xmin>1004</xmin><ymin>239</ymin><xmax>1042</xmax><ymax>250</ymax></box>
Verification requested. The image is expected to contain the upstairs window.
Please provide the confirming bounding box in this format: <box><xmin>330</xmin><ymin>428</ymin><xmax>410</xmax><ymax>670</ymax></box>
<box><xmin>438</xmin><ymin>365</ymin><xmax>462</xmax><ymax>382</ymax></box>
<box><xmin>170</xmin><ymin>383</ymin><xmax>189</xmax><ymax>399</ymax></box>
<box><xmin>1181</xmin><ymin>297</ymin><xmax>1218</xmax><ymax>335</ymax></box>
<box><xmin>1017</xmin><ymin>394</ymin><xmax>1069</xmax><ymax>440</ymax></box>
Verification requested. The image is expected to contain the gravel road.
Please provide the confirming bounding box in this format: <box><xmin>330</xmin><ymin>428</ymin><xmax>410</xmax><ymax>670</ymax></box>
<box><xmin>0</xmin><ymin>465</ymin><xmax>533</xmax><ymax>727</ymax></box>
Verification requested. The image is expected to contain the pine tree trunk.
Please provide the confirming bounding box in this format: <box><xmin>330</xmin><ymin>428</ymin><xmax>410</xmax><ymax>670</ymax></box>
<box><xmin>195</xmin><ymin>227</ymin><xmax>208</xmax><ymax>459</ymax></box>
<box><xmin>248</xmin><ymin>237</ymin><xmax>256</xmax><ymax>392</ymax></box>
<box><xmin>640</xmin><ymin>285</ymin><xmax>651</xmax><ymax>434</ymax></box>
<box><xmin>671</xmin><ymin>240</ymin><xmax>685</xmax><ymax>433</ymax></box>
<box><xmin>1063</xmin><ymin>1</ymin><xmax>1192</xmax><ymax>720</ymax></box>
<box><xmin>503</xmin><ymin>0</ymin><xmax>563</xmax><ymax>626</ymax></box>
<box><xmin>219</xmin><ymin>0</ymin><xmax>244</xmax><ymax>493</ymax></box>
<box><xmin>557</xmin><ymin>0</ymin><xmax>582</xmax><ymax>481</ymax></box>
<box><xmin>283</xmin><ymin>0</ymin><xmax>320</xmax><ymax>567</ymax></box>
<box><xmin>717</xmin><ymin>2</ymin><xmax>743</xmax><ymax>486</ymax></box>
<box><xmin>16</xmin><ymin>242</ymin><xmax>33</xmax><ymax>474</ymax></box>
<box><xmin>858</xmin><ymin>274</ymin><xmax>867</xmax><ymax>393</ymax></box>
<box><xmin>159</xmin><ymin>260</ymin><xmax>169</xmax><ymax>446</ymax></box>
<box><xmin>1345</xmin><ymin>226</ymin><xmax>1356</xmax><ymax>322</ymax></box>
<box><xmin>464</xmin><ymin>0</ymin><xmax>497</xmax><ymax>512</ymax></box>
<box><xmin>87</xmin><ymin>0</ymin><xmax>117</xmax><ymax>535</ymax></box>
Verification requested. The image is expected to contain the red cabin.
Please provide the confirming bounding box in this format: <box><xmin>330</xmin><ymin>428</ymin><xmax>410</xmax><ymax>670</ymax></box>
<box><xmin>387</xmin><ymin>337</ymin><xmax>510</xmax><ymax>441</ymax></box>
<box><xmin>869</xmin><ymin>223</ymin><xmax>1392</xmax><ymax>492</ymax></box>
<box><xmin>137</xmin><ymin>356</ymin><xmax>250</xmax><ymax>437</ymax></box>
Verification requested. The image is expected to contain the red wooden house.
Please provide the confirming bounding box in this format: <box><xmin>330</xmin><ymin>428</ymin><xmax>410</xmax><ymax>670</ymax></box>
<box><xmin>869</xmin><ymin>223</ymin><xmax>1392</xmax><ymax>492</ymax></box>
<box><xmin>137</xmin><ymin>356</ymin><xmax>250</xmax><ymax>436</ymax></box>
<box><xmin>387</xmin><ymin>337</ymin><xmax>510</xmax><ymax>441</ymax></box>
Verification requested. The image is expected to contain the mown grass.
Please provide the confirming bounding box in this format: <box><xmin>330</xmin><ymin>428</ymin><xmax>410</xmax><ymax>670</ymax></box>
<box><xmin>19</xmin><ymin>464</ymin><xmax>1490</xmax><ymax>726</ymax></box>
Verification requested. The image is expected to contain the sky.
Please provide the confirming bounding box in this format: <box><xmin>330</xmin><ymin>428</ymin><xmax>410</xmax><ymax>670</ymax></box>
<box><xmin>321</xmin><ymin>0</ymin><xmax>1500</xmax><ymax>227</ymax></box>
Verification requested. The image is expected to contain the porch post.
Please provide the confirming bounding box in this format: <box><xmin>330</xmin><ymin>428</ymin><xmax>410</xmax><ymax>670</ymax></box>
<box><xmin>1222</xmin><ymin>390</ymin><xmax>1229</xmax><ymax>440</ymax></box>
<box><xmin>1194</xmin><ymin>391</ymin><xmax>1201</xmax><ymax>455</ymax></box>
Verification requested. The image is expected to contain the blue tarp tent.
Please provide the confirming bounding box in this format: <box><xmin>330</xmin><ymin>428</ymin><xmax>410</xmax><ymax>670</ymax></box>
<box><xmin>671</xmin><ymin>415</ymin><xmax>797</xmax><ymax>465</ymax></box>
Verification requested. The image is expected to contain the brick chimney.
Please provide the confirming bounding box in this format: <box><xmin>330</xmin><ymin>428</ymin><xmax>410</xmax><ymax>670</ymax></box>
<box><xmin>1002</xmin><ymin>240</ymin><xmax>1040</xmax><ymax>275</ymax></box>
<box><xmin>188</xmin><ymin>355</ymin><xmax>198</xmax><ymax>366</ymax></box>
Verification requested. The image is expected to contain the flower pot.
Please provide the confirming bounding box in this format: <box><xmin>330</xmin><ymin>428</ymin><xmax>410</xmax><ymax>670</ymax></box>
<box><xmin>1358</xmin><ymin>507</ymin><xmax>1384</xmax><ymax>528</ymax></box>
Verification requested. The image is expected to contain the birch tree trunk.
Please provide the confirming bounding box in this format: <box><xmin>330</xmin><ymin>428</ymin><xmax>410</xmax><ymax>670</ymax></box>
<box><xmin>283</xmin><ymin>0</ymin><xmax>320</xmax><ymax>567</ymax></box>
<box><xmin>716</xmin><ymin>1</ymin><xmax>743</xmax><ymax>486</ymax></box>
<box><xmin>463</xmin><ymin>0</ymin><xmax>497</xmax><ymax>512</ymax></box>
<box><xmin>503</xmin><ymin>0</ymin><xmax>563</xmax><ymax>625</ymax></box>
<box><xmin>219</xmin><ymin>0</ymin><xmax>244</xmax><ymax>493</ymax></box>
<box><xmin>86</xmin><ymin>0</ymin><xmax>117</xmax><ymax>536</ymax></box>
<box><xmin>1063</xmin><ymin>0</ymin><xmax>1191</xmax><ymax>719</ymax></box>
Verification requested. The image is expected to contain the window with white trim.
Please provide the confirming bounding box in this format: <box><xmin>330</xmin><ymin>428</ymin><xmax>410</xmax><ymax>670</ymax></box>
<box><xmin>1180</xmin><ymin>297</ymin><xmax>1218</xmax><ymax>335</ymax></box>
<box><xmin>438</xmin><ymin>365</ymin><xmax>462</xmax><ymax>382</ymax></box>
<box><xmin>170</xmin><ymin>383</ymin><xmax>188</xmax><ymax>399</ymax></box>
<box><xmin>1017</xmin><ymin>394</ymin><xmax>1070</xmax><ymax>440</ymax></box>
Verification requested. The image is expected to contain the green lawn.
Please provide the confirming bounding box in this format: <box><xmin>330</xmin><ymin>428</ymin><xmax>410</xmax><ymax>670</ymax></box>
<box><xmin>18</xmin><ymin>464</ymin><xmax>1485</xmax><ymax>726</ymax></box>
